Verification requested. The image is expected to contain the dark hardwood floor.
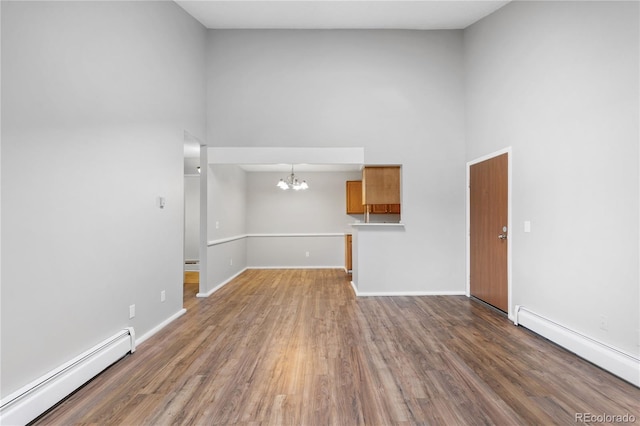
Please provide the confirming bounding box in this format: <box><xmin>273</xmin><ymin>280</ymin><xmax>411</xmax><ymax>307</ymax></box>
<box><xmin>34</xmin><ymin>269</ymin><xmax>639</xmax><ymax>425</ymax></box>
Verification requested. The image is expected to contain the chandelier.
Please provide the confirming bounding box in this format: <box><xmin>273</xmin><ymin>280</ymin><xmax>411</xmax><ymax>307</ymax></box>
<box><xmin>277</xmin><ymin>165</ymin><xmax>309</xmax><ymax>191</ymax></box>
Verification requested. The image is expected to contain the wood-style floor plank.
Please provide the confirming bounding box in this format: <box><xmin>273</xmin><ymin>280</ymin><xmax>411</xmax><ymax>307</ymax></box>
<box><xmin>33</xmin><ymin>269</ymin><xmax>640</xmax><ymax>425</ymax></box>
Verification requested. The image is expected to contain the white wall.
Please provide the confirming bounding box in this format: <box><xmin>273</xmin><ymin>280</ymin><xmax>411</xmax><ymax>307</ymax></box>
<box><xmin>1</xmin><ymin>1</ymin><xmax>206</xmax><ymax>398</ymax></box>
<box><xmin>206</xmin><ymin>30</ymin><xmax>467</xmax><ymax>293</ymax></box>
<box><xmin>184</xmin><ymin>153</ymin><xmax>201</xmax><ymax>266</ymax></box>
<box><xmin>247</xmin><ymin>171</ymin><xmax>360</xmax><ymax>234</ymax></box>
<box><xmin>184</xmin><ymin>176</ymin><xmax>200</xmax><ymax>263</ymax></box>
<box><xmin>205</xmin><ymin>168</ymin><xmax>367</xmax><ymax>283</ymax></box>
<box><xmin>246</xmin><ymin>170</ymin><xmax>360</xmax><ymax>267</ymax></box>
<box><xmin>184</xmin><ymin>156</ymin><xmax>200</xmax><ymax>175</ymax></box>
<box><xmin>208</xmin><ymin>165</ymin><xmax>247</xmax><ymax>241</ymax></box>
<box><xmin>205</xmin><ymin>165</ymin><xmax>248</xmax><ymax>293</ymax></box>
<box><xmin>464</xmin><ymin>1</ymin><xmax>639</xmax><ymax>355</ymax></box>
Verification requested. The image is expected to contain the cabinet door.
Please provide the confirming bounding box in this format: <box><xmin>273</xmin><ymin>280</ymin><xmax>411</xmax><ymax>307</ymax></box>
<box><xmin>388</xmin><ymin>204</ymin><xmax>401</xmax><ymax>214</ymax></box>
<box><xmin>362</xmin><ymin>166</ymin><xmax>401</xmax><ymax>205</ymax></box>
<box><xmin>370</xmin><ymin>204</ymin><xmax>389</xmax><ymax>214</ymax></box>
<box><xmin>346</xmin><ymin>181</ymin><xmax>365</xmax><ymax>214</ymax></box>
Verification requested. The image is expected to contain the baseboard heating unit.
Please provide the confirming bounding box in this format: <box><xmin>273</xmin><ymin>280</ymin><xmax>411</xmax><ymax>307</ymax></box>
<box><xmin>515</xmin><ymin>306</ymin><xmax>639</xmax><ymax>387</ymax></box>
<box><xmin>0</xmin><ymin>328</ymin><xmax>135</xmax><ymax>426</ymax></box>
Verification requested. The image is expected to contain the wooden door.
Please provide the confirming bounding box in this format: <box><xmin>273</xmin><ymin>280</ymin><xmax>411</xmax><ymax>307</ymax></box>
<box><xmin>470</xmin><ymin>153</ymin><xmax>508</xmax><ymax>312</ymax></box>
<box><xmin>345</xmin><ymin>234</ymin><xmax>352</xmax><ymax>272</ymax></box>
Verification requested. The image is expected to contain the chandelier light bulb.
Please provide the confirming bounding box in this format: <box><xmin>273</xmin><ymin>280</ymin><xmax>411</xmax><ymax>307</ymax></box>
<box><xmin>277</xmin><ymin>179</ymin><xmax>289</xmax><ymax>190</ymax></box>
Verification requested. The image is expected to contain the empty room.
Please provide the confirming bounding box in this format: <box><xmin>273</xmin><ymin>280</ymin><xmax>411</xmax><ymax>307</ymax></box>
<box><xmin>1</xmin><ymin>0</ymin><xmax>639</xmax><ymax>425</ymax></box>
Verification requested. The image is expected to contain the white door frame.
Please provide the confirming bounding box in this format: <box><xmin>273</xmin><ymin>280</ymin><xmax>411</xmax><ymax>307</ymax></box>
<box><xmin>198</xmin><ymin>141</ymin><xmax>208</xmax><ymax>297</ymax></box>
<box><xmin>466</xmin><ymin>147</ymin><xmax>514</xmax><ymax>322</ymax></box>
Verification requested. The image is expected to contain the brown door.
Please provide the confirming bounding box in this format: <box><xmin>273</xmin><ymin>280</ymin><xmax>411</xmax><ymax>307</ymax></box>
<box><xmin>470</xmin><ymin>153</ymin><xmax>508</xmax><ymax>312</ymax></box>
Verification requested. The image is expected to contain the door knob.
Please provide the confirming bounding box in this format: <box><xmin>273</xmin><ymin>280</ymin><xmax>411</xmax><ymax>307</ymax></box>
<box><xmin>498</xmin><ymin>234</ymin><xmax>507</xmax><ymax>240</ymax></box>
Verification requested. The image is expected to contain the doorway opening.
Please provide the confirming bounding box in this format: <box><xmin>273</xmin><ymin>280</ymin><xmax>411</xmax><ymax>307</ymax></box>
<box><xmin>183</xmin><ymin>132</ymin><xmax>203</xmax><ymax>303</ymax></box>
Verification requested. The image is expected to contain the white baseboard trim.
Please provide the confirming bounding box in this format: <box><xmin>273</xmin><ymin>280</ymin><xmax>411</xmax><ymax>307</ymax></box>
<box><xmin>136</xmin><ymin>309</ymin><xmax>187</xmax><ymax>346</ymax></box>
<box><xmin>355</xmin><ymin>290</ymin><xmax>467</xmax><ymax>297</ymax></box>
<box><xmin>350</xmin><ymin>281</ymin><xmax>358</xmax><ymax>295</ymax></box>
<box><xmin>0</xmin><ymin>329</ymin><xmax>134</xmax><ymax>426</ymax></box>
<box><xmin>197</xmin><ymin>268</ymin><xmax>248</xmax><ymax>298</ymax></box>
<box><xmin>248</xmin><ymin>233</ymin><xmax>345</xmax><ymax>238</ymax></box>
<box><xmin>515</xmin><ymin>306</ymin><xmax>640</xmax><ymax>387</ymax></box>
<box><xmin>247</xmin><ymin>266</ymin><xmax>343</xmax><ymax>270</ymax></box>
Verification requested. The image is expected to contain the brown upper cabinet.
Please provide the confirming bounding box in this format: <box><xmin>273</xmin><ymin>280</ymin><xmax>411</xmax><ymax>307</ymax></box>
<box><xmin>362</xmin><ymin>166</ymin><xmax>401</xmax><ymax>205</ymax></box>
<box><xmin>346</xmin><ymin>166</ymin><xmax>401</xmax><ymax>216</ymax></box>
<box><xmin>346</xmin><ymin>181</ymin><xmax>365</xmax><ymax>214</ymax></box>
